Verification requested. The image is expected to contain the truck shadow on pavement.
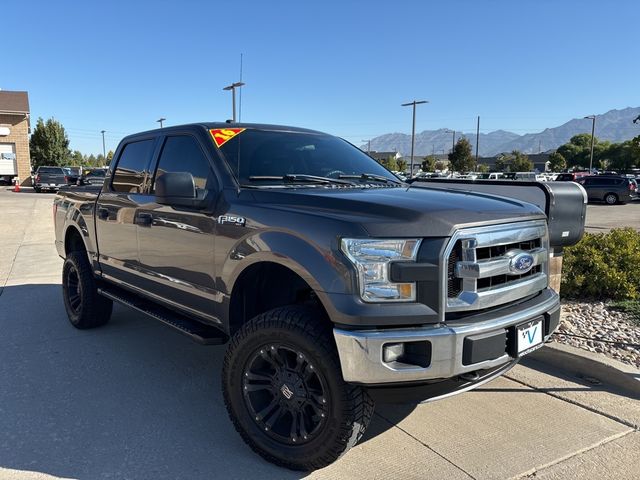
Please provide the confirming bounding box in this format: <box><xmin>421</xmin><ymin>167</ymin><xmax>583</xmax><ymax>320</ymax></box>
<box><xmin>0</xmin><ymin>283</ymin><xmax>414</xmax><ymax>480</ymax></box>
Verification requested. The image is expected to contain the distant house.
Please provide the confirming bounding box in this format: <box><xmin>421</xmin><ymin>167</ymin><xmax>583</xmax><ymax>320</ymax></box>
<box><xmin>0</xmin><ymin>90</ymin><xmax>31</xmax><ymax>185</ymax></box>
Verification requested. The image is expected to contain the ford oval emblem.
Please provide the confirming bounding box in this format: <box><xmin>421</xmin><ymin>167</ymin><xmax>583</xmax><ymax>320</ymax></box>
<box><xmin>509</xmin><ymin>252</ymin><xmax>535</xmax><ymax>275</ymax></box>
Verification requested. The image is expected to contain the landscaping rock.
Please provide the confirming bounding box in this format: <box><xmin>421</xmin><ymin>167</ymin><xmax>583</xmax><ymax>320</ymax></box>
<box><xmin>553</xmin><ymin>300</ymin><xmax>640</xmax><ymax>369</ymax></box>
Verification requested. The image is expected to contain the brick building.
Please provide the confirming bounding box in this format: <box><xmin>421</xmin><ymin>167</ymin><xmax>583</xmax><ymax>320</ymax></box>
<box><xmin>0</xmin><ymin>91</ymin><xmax>31</xmax><ymax>185</ymax></box>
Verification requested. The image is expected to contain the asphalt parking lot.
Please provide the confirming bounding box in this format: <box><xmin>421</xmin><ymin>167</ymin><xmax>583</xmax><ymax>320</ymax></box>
<box><xmin>581</xmin><ymin>195</ymin><xmax>640</xmax><ymax>232</ymax></box>
<box><xmin>1</xmin><ymin>188</ymin><xmax>639</xmax><ymax>480</ymax></box>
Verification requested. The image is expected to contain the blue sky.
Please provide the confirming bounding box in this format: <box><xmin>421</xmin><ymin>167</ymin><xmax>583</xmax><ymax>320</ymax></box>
<box><xmin>3</xmin><ymin>0</ymin><xmax>639</xmax><ymax>154</ymax></box>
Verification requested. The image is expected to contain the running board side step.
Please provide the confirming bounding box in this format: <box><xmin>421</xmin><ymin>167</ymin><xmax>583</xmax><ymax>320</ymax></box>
<box><xmin>97</xmin><ymin>285</ymin><xmax>228</xmax><ymax>345</ymax></box>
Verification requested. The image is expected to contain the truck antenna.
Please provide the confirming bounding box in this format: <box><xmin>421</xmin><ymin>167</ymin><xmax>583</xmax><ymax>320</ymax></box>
<box><xmin>239</xmin><ymin>53</ymin><xmax>243</xmax><ymax>122</ymax></box>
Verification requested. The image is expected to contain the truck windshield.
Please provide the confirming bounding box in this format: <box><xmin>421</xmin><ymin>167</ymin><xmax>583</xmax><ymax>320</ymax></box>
<box><xmin>214</xmin><ymin>128</ymin><xmax>400</xmax><ymax>186</ymax></box>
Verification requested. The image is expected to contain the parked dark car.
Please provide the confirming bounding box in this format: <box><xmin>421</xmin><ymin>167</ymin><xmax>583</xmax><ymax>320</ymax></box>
<box><xmin>77</xmin><ymin>168</ymin><xmax>107</xmax><ymax>186</ymax></box>
<box><xmin>555</xmin><ymin>172</ymin><xmax>590</xmax><ymax>182</ymax></box>
<box><xmin>578</xmin><ymin>175</ymin><xmax>635</xmax><ymax>204</ymax></box>
<box><xmin>63</xmin><ymin>167</ymin><xmax>81</xmax><ymax>185</ymax></box>
<box><xmin>33</xmin><ymin>166</ymin><xmax>69</xmax><ymax>192</ymax></box>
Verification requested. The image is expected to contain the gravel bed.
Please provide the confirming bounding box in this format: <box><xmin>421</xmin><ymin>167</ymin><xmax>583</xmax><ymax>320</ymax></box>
<box><xmin>552</xmin><ymin>301</ymin><xmax>640</xmax><ymax>369</ymax></box>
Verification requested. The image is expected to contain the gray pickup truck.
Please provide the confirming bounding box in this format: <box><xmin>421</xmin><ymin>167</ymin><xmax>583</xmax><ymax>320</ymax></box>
<box><xmin>53</xmin><ymin>123</ymin><xmax>586</xmax><ymax>470</ymax></box>
<box><xmin>34</xmin><ymin>166</ymin><xmax>71</xmax><ymax>192</ymax></box>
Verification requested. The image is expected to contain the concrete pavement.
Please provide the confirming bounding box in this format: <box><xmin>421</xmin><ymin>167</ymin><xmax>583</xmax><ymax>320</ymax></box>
<box><xmin>0</xmin><ymin>188</ymin><xmax>638</xmax><ymax>480</ymax></box>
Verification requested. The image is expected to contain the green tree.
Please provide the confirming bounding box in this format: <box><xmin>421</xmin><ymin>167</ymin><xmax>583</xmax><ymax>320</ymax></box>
<box><xmin>494</xmin><ymin>155</ymin><xmax>507</xmax><ymax>172</ymax></box>
<box><xmin>69</xmin><ymin>150</ymin><xmax>84</xmax><ymax>166</ymax></box>
<box><xmin>421</xmin><ymin>155</ymin><xmax>437</xmax><ymax>172</ymax></box>
<box><xmin>448</xmin><ymin>138</ymin><xmax>475</xmax><ymax>172</ymax></box>
<box><xmin>509</xmin><ymin>150</ymin><xmax>533</xmax><ymax>172</ymax></box>
<box><xmin>106</xmin><ymin>150</ymin><xmax>114</xmax><ymax>164</ymax></box>
<box><xmin>604</xmin><ymin>139</ymin><xmax>640</xmax><ymax>172</ymax></box>
<box><xmin>396</xmin><ymin>158</ymin><xmax>408</xmax><ymax>173</ymax></box>
<box><xmin>29</xmin><ymin>117</ymin><xmax>71</xmax><ymax>168</ymax></box>
<box><xmin>379</xmin><ymin>156</ymin><xmax>398</xmax><ymax>171</ymax></box>
<box><xmin>434</xmin><ymin>160</ymin><xmax>446</xmax><ymax>171</ymax></box>
<box><xmin>548</xmin><ymin>152</ymin><xmax>566</xmax><ymax>172</ymax></box>
<box><xmin>477</xmin><ymin>163</ymin><xmax>490</xmax><ymax>173</ymax></box>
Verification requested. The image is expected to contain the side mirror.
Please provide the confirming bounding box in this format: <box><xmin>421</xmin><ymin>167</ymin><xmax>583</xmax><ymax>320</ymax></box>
<box><xmin>155</xmin><ymin>172</ymin><xmax>207</xmax><ymax>208</ymax></box>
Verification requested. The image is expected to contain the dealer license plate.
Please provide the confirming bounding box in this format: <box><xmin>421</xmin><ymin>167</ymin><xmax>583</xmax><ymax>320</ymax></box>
<box><xmin>517</xmin><ymin>319</ymin><xmax>543</xmax><ymax>356</ymax></box>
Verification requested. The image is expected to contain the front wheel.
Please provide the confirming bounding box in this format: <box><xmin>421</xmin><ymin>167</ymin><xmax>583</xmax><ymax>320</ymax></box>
<box><xmin>222</xmin><ymin>305</ymin><xmax>374</xmax><ymax>471</ymax></box>
<box><xmin>604</xmin><ymin>193</ymin><xmax>618</xmax><ymax>205</ymax></box>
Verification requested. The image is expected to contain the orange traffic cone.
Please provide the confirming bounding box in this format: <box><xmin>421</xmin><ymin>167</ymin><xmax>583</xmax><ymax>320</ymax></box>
<box><xmin>13</xmin><ymin>177</ymin><xmax>20</xmax><ymax>192</ymax></box>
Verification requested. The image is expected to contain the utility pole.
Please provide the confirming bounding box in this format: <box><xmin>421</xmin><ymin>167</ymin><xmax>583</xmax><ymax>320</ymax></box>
<box><xmin>362</xmin><ymin>139</ymin><xmax>371</xmax><ymax>153</ymax></box>
<box><xmin>402</xmin><ymin>100</ymin><xmax>428</xmax><ymax>177</ymax></box>
<box><xmin>584</xmin><ymin>115</ymin><xmax>596</xmax><ymax>173</ymax></box>
<box><xmin>157</xmin><ymin>117</ymin><xmax>166</xmax><ymax>128</ymax></box>
<box><xmin>100</xmin><ymin>130</ymin><xmax>106</xmax><ymax>160</ymax></box>
<box><xmin>444</xmin><ymin>129</ymin><xmax>456</xmax><ymax>153</ymax></box>
<box><xmin>223</xmin><ymin>81</ymin><xmax>245</xmax><ymax>122</ymax></box>
<box><xmin>475</xmin><ymin>116</ymin><xmax>480</xmax><ymax>165</ymax></box>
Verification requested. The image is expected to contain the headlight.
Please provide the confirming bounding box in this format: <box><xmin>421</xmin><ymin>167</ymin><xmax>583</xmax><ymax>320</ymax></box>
<box><xmin>341</xmin><ymin>238</ymin><xmax>421</xmax><ymax>302</ymax></box>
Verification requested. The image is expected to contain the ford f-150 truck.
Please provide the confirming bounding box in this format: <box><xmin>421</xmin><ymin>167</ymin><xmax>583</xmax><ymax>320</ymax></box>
<box><xmin>54</xmin><ymin>123</ymin><xmax>586</xmax><ymax>471</ymax></box>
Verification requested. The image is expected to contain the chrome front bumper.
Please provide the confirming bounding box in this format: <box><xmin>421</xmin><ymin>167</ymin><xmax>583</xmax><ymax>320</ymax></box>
<box><xmin>333</xmin><ymin>289</ymin><xmax>559</xmax><ymax>384</ymax></box>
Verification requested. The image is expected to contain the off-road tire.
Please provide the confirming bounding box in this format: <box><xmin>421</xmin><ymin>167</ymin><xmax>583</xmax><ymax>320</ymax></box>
<box><xmin>604</xmin><ymin>193</ymin><xmax>618</xmax><ymax>205</ymax></box>
<box><xmin>62</xmin><ymin>251</ymin><xmax>113</xmax><ymax>329</ymax></box>
<box><xmin>222</xmin><ymin>305</ymin><xmax>374</xmax><ymax>471</ymax></box>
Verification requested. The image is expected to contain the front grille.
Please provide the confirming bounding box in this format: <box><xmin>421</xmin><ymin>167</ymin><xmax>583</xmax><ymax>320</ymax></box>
<box><xmin>447</xmin><ymin>243</ymin><xmax>462</xmax><ymax>297</ymax></box>
<box><xmin>444</xmin><ymin>220</ymin><xmax>549</xmax><ymax>312</ymax></box>
<box><xmin>475</xmin><ymin>238</ymin><xmax>541</xmax><ymax>260</ymax></box>
<box><xmin>477</xmin><ymin>265</ymin><xmax>541</xmax><ymax>290</ymax></box>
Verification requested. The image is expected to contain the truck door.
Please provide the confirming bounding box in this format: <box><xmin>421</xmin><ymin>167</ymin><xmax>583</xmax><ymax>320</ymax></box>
<box><xmin>135</xmin><ymin>134</ymin><xmax>219</xmax><ymax>322</ymax></box>
<box><xmin>95</xmin><ymin>138</ymin><xmax>156</xmax><ymax>286</ymax></box>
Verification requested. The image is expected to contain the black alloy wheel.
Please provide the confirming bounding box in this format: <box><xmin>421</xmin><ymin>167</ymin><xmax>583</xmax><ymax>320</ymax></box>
<box><xmin>65</xmin><ymin>264</ymin><xmax>82</xmax><ymax>314</ymax></box>
<box><xmin>242</xmin><ymin>343</ymin><xmax>329</xmax><ymax>445</ymax></box>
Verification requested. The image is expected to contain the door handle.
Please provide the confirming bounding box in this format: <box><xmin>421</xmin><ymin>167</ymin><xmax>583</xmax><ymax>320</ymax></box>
<box><xmin>97</xmin><ymin>208</ymin><xmax>109</xmax><ymax>220</ymax></box>
<box><xmin>135</xmin><ymin>212</ymin><xmax>153</xmax><ymax>226</ymax></box>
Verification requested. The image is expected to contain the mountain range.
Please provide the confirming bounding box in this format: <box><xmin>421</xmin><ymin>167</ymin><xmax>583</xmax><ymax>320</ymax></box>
<box><xmin>363</xmin><ymin>107</ymin><xmax>640</xmax><ymax>157</ymax></box>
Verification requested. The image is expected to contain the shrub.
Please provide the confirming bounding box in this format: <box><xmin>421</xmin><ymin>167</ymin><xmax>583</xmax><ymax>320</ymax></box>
<box><xmin>561</xmin><ymin>228</ymin><xmax>640</xmax><ymax>300</ymax></box>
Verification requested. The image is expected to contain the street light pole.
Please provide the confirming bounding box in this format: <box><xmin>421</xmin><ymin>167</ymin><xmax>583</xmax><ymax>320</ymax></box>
<box><xmin>475</xmin><ymin>116</ymin><xmax>480</xmax><ymax>165</ymax></box>
<box><xmin>401</xmin><ymin>100</ymin><xmax>428</xmax><ymax>177</ymax></box>
<box><xmin>157</xmin><ymin>117</ymin><xmax>166</xmax><ymax>128</ymax></box>
<box><xmin>584</xmin><ymin>115</ymin><xmax>596</xmax><ymax>172</ymax></box>
<box><xmin>100</xmin><ymin>130</ymin><xmax>106</xmax><ymax>160</ymax></box>
<box><xmin>223</xmin><ymin>81</ymin><xmax>246</xmax><ymax>122</ymax></box>
<box><xmin>362</xmin><ymin>139</ymin><xmax>371</xmax><ymax>153</ymax></box>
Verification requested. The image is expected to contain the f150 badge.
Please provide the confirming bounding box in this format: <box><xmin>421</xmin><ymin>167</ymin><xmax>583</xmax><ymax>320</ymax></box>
<box><xmin>218</xmin><ymin>215</ymin><xmax>246</xmax><ymax>226</ymax></box>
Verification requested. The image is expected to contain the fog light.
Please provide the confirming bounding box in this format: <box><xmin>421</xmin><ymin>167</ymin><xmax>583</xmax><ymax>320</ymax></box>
<box><xmin>383</xmin><ymin>343</ymin><xmax>404</xmax><ymax>363</ymax></box>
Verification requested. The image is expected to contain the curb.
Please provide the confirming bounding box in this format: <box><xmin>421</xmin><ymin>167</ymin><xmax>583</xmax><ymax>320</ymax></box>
<box><xmin>525</xmin><ymin>342</ymin><xmax>640</xmax><ymax>399</ymax></box>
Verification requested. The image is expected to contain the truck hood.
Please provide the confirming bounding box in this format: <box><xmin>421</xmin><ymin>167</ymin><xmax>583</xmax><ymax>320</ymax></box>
<box><xmin>248</xmin><ymin>185</ymin><xmax>546</xmax><ymax>237</ymax></box>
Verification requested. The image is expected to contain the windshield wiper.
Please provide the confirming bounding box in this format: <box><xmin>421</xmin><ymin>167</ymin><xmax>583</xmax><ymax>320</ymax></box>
<box><xmin>338</xmin><ymin>173</ymin><xmax>402</xmax><ymax>184</ymax></box>
<box><xmin>248</xmin><ymin>174</ymin><xmax>355</xmax><ymax>185</ymax></box>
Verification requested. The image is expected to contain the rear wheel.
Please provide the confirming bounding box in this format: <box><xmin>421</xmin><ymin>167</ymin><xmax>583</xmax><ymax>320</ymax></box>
<box><xmin>62</xmin><ymin>251</ymin><xmax>112</xmax><ymax>329</ymax></box>
<box><xmin>222</xmin><ymin>305</ymin><xmax>374</xmax><ymax>471</ymax></box>
<box><xmin>34</xmin><ymin>186</ymin><xmax>41</xmax><ymax>193</ymax></box>
<box><xmin>604</xmin><ymin>193</ymin><xmax>618</xmax><ymax>205</ymax></box>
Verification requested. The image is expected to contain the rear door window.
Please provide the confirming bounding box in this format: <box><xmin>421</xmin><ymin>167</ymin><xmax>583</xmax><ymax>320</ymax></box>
<box><xmin>111</xmin><ymin>140</ymin><xmax>155</xmax><ymax>193</ymax></box>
